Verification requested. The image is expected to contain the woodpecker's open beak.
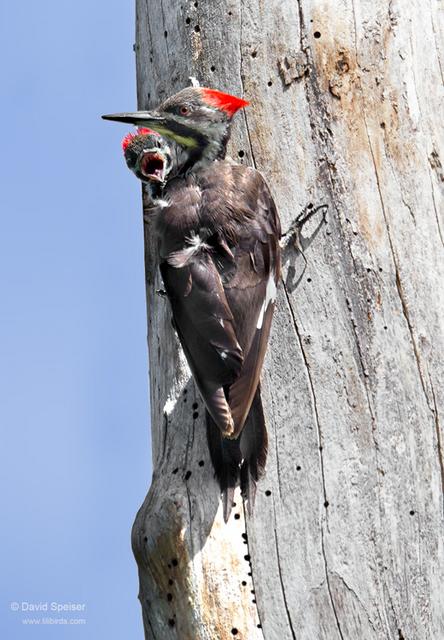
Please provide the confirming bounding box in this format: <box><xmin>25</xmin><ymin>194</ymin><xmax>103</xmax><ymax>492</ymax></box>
<box><xmin>137</xmin><ymin>147</ymin><xmax>171</xmax><ymax>183</ymax></box>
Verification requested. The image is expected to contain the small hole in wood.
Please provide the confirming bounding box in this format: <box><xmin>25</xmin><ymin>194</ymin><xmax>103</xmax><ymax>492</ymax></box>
<box><xmin>193</xmin><ymin>411</ymin><xmax>199</xmax><ymax>419</ymax></box>
<box><xmin>267</xmin><ymin>80</ymin><xmax>273</xmax><ymax>86</ymax></box>
<box><xmin>251</xmin><ymin>589</ymin><xmax>255</xmax><ymax>594</ymax></box>
<box><xmin>168</xmin><ymin>618</ymin><xmax>175</xmax><ymax>627</ymax></box>
<box><xmin>242</xmin><ymin>580</ymin><xmax>247</xmax><ymax>586</ymax></box>
<box><xmin>198</xmin><ymin>460</ymin><xmax>205</xmax><ymax>467</ymax></box>
<box><xmin>324</xmin><ymin>500</ymin><xmax>329</xmax><ymax>508</ymax></box>
<box><xmin>244</xmin><ymin>554</ymin><xmax>251</xmax><ymax>562</ymax></box>
<box><xmin>228</xmin><ymin>11</ymin><xmax>232</xmax><ymax>16</ymax></box>
<box><xmin>144</xmin><ymin>536</ymin><xmax>148</xmax><ymax>542</ymax></box>
<box><xmin>194</xmin><ymin>24</ymin><xmax>201</xmax><ymax>32</ymax></box>
<box><xmin>185</xmin><ymin>470</ymin><xmax>192</xmax><ymax>480</ymax></box>
<box><xmin>210</xmin><ymin>65</ymin><xmax>216</xmax><ymax>72</ymax></box>
<box><xmin>252</xmin><ymin>598</ymin><xmax>256</xmax><ymax>603</ymax></box>
<box><xmin>248</xmin><ymin>571</ymin><xmax>252</xmax><ymax>576</ymax></box>
<box><xmin>242</xmin><ymin>533</ymin><xmax>248</xmax><ymax>540</ymax></box>
<box><xmin>192</xmin><ymin>402</ymin><xmax>198</xmax><ymax>410</ymax></box>
<box><xmin>251</xmin><ymin>50</ymin><xmax>257</xmax><ymax>58</ymax></box>
<box><xmin>257</xmin><ymin>624</ymin><xmax>262</xmax><ymax>628</ymax></box>
<box><xmin>167</xmin><ymin>593</ymin><xmax>173</xmax><ymax>602</ymax></box>
<box><xmin>265</xmin><ymin>490</ymin><xmax>272</xmax><ymax>496</ymax></box>
<box><xmin>384</xmin><ymin>326</ymin><xmax>388</xmax><ymax>330</ymax></box>
<box><xmin>164</xmin><ymin>30</ymin><xmax>168</xmax><ymax>38</ymax></box>
<box><xmin>234</xmin><ymin>513</ymin><xmax>240</xmax><ymax>520</ymax></box>
<box><xmin>185</xmin><ymin>17</ymin><xmax>191</xmax><ymax>24</ymax></box>
<box><xmin>314</xmin><ymin>31</ymin><xmax>321</xmax><ymax>38</ymax></box>
<box><xmin>307</xmin><ymin>278</ymin><xmax>312</xmax><ymax>283</ymax></box>
<box><xmin>183</xmin><ymin>388</ymin><xmax>187</xmax><ymax>394</ymax></box>
<box><xmin>409</xmin><ymin>510</ymin><xmax>415</xmax><ymax>516</ymax></box>
<box><xmin>307</xmin><ymin>202</ymin><xmax>313</xmax><ymax>209</ymax></box>
<box><xmin>172</xmin><ymin>468</ymin><xmax>179</xmax><ymax>474</ymax></box>
<box><xmin>232</xmin><ymin>502</ymin><xmax>236</xmax><ymax>507</ymax></box>
<box><xmin>238</xmin><ymin>150</ymin><xmax>245</xmax><ymax>158</ymax></box>
<box><xmin>168</xmin><ymin>579</ymin><xmax>173</xmax><ymax>586</ymax></box>
<box><xmin>231</xmin><ymin>629</ymin><xmax>238</xmax><ymax>636</ymax></box>
<box><xmin>194</xmin><ymin>1</ymin><xmax>198</xmax><ymax>6</ymax></box>
<box><xmin>172</xmin><ymin>558</ymin><xmax>178</xmax><ymax>566</ymax></box>
<box><xmin>379</xmin><ymin>267</ymin><xmax>383</xmax><ymax>272</ymax></box>
<box><xmin>296</xmin><ymin>465</ymin><xmax>301</xmax><ymax>471</ymax></box>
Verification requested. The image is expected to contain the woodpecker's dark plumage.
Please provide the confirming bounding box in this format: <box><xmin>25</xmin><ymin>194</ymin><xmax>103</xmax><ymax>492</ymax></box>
<box><xmin>105</xmin><ymin>88</ymin><xmax>281</xmax><ymax>520</ymax></box>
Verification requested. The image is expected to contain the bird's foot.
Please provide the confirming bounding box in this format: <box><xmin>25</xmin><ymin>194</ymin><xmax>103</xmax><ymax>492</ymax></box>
<box><xmin>280</xmin><ymin>203</ymin><xmax>328</xmax><ymax>252</ymax></box>
<box><xmin>280</xmin><ymin>203</ymin><xmax>328</xmax><ymax>293</ymax></box>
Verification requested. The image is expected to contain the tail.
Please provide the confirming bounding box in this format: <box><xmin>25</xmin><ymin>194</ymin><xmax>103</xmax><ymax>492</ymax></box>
<box><xmin>206</xmin><ymin>385</ymin><xmax>268</xmax><ymax>522</ymax></box>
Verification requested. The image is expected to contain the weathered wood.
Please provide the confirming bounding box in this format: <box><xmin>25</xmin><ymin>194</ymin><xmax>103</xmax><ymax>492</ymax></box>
<box><xmin>132</xmin><ymin>1</ymin><xmax>444</xmax><ymax>638</ymax></box>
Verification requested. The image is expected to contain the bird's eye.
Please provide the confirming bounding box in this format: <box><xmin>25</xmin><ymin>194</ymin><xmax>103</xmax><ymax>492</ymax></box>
<box><xmin>179</xmin><ymin>105</ymin><xmax>190</xmax><ymax>115</ymax></box>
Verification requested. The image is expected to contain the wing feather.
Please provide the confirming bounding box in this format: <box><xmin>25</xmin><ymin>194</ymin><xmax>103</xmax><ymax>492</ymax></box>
<box><xmin>160</xmin><ymin>251</ymin><xmax>243</xmax><ymax>435</ymax></box>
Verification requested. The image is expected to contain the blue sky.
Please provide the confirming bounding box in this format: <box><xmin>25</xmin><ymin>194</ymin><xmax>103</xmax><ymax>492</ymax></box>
<box><xmin>0</xmin><ymin>2</ymin><xmax>152</xmax><ymax>637</ymax></box>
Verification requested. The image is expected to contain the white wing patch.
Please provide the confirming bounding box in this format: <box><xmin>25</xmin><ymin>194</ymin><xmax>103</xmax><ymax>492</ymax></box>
<box><xmin>154</xmin><ymin>198</ymin><xmax>170</xmax><ymax>208</ymax></box>
<box><xmin>257</xmin><ymin>271</ymin><xmax>277</xmax><ymax>329</ymax></box>
<box><xmin>167</xmin><ymin>231</ymin><xmax>211</xmax><ymax>268</ymax></box>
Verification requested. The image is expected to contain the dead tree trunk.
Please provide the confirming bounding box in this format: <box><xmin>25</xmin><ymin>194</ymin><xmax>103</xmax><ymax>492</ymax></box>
<box><xmin>131</xmin><ymin>1</ymin><xmax>444</xmax><ymax>638</ymax></box>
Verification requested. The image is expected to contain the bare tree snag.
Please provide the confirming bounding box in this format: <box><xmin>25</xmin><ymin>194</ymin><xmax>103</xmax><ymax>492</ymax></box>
<box><xmin>131</xmin><ymin>1</ymin><xmax>444</xmax><ymax>638</ymax></box>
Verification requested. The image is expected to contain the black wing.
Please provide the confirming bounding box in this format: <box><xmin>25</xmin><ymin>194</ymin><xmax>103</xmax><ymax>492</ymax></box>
<box><xmin>159</xmin><ymin>163</ymin><xmax>280</xmax><ymax>439</ymax></box>
<box><xmin>160</xmin><ymin>248</ymin><xmax>243</xmax><ymax>436</ymax></box>
<box><xmin>199</xmin><ymin>164</ymin><xmax>281</xmax><ymax>436</ymax></box>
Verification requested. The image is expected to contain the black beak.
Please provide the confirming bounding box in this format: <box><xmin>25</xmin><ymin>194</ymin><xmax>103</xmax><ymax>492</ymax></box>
<box><xmin>101</xmin><ymin>111</ymin><xmax>166</xmax><ymax>127</ymax></box>
<box><xmin>103</xmin><ymin>110</ymin><xmax>206</xmax><ymax>150</ymax></box>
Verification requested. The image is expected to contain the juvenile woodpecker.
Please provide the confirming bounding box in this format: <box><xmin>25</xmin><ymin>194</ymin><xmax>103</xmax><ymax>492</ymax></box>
<box><xmin>121</xmin><ymin>127</ymin><xmax>172</xmax><ymax>203</ymax></box>
<box><xmin>104</xmin><ymin>88</ymin><xmax>281</xmax><ymax>519</ymax></box>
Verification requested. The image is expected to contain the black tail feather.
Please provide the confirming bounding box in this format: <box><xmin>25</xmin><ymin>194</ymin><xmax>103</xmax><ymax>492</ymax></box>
<box><xmin>206</xmin><ymin>412</ymin><xmax>241</xmax><ymax>521</ymax></box>
<box><xmin>240</xmin><ymin>386</ymin><xmax>268</xmax><ymax>514</ymax></box>
<box><xmin>206</xmin><ymin>386</ymin><xmax>268</xmax><ymax>521</ymax></box>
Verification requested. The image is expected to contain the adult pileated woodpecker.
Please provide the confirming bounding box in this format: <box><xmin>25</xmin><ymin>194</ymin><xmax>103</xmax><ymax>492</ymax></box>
<box><xmin>104</xmin><ymin>88</ymin><xmax>281</xmax><ymax>520</ymax></box>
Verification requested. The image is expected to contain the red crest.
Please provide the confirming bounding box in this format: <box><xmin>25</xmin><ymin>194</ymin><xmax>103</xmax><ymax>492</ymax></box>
<box><xmin>200</xmin><ymin>88</ymin><xmax>250</xmax><ymax>116</ymax></box>
<box><xmin>121</xmin><ymin>128</ymin><xmax>158</xmax><ymax>152</ymax></box>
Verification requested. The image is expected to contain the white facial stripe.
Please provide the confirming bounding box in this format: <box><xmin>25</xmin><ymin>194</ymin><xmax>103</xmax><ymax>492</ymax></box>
<box><xmin>257</xmin><ymin>271</ymin><xmax>277</xmax><ymax>329</ymax></box>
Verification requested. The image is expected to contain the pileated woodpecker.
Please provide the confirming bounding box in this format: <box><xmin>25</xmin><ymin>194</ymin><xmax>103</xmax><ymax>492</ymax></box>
<box><xmin>104</xmin><ymin>88</ymin><xmax>281</xmax><ymax>519</ymax></box>
<box><xmin>121</xmin><ymin>127</ymin><xmax>172</xmax><ymax>202</ymax></box>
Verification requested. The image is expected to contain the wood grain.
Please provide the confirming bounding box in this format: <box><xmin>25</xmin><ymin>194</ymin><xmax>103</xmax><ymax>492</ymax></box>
<box><xmin>132</xmin><ymin>1</ymin><xmax>444</xmax><ymax>638</ymax></box>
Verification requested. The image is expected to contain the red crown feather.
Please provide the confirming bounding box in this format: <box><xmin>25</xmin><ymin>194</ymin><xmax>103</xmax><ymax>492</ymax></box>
<box><xmin>200</xmin><ymin>88</ymin><xmax>250</xmax><ymax>116</ymax></box>
<box><xmin>121</xmin><ymin>128</ymin><xmax>158</xmax><ymax>152</ymax></box>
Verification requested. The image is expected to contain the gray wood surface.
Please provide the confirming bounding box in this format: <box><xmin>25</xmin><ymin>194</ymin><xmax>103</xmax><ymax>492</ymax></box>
<box><xmin>132</xmin><ymin>1</ymin><xmax>444</xmax><ymax>638</ymax></box>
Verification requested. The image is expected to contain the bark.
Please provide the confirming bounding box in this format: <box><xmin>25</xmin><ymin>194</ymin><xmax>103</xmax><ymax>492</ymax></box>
<box><xmin>131</xmin><ymin>1</ymin><xmax>444</xmax><ymax>638</ymax></box>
